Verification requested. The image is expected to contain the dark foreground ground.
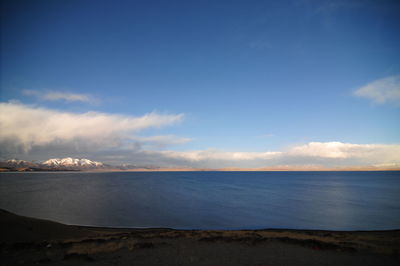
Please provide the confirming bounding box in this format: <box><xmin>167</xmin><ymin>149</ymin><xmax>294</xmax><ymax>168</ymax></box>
<box><xmin>1</xmin><ymin>209</ymin><xmax>399</xmax><ymax>266</ymax></box>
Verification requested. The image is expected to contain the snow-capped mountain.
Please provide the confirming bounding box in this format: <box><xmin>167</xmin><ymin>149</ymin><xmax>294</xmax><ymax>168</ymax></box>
<box><xmin>6</xmin><ymin>159</ymin><xmax>29</xmax><ymax>165</ymax></box>
<box><xmin>41</xmin><ymin>157</ymin><xmax>104</xmax><ymax>168</ymax></box>
<box><xmin>2</xmin><ymin>159</ymin><xmax>36</xmax><ymax>168</ymax></box>
<box><xmin>0</xmin><ymin>157</ymin><xmax>108</xmax><ymax>171</ymax></box>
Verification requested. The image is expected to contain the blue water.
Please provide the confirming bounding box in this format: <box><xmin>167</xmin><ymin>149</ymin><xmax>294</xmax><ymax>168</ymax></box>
<box><xmin>0</xmin><ymin>171</ymin><xmax>399</xmax><ymax>230</ymax></box>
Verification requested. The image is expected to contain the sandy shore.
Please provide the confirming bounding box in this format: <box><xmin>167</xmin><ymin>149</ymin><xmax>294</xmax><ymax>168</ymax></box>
<box><xmin>1</xmin><ymin>209</ymin><xmax>399</xmax><ymax>265</ymax></box>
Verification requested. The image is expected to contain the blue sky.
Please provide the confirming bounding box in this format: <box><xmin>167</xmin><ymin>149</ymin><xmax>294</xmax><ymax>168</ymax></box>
<box><xmin>1</xmin><ymin>0</ymin><xmax>400</xmax><ymax>168</ymax></box>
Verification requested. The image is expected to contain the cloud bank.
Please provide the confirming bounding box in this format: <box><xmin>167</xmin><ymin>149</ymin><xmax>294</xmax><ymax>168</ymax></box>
<box><xmin>152</xmin><ymin>142</ymin><xmax>400</xmax><ymax>168</ymax></box>
<box><xmin>1</xmin><ymin>102</ymin><xmax>399</xmax><ymax>168</ymax></box>
<box><xmin>0</xmin><ymin>102</ymin><xmax>184</xmax><ymax>155</ymax></box>
<box><xmin>354</xmin><ymin>75</ymin><xmax>400</xmax><ymax>105</ymax></box>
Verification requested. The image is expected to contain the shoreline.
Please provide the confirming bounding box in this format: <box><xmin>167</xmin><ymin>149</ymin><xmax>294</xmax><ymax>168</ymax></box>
<box><xmin>1</xmin><ymin>209</ymin><xmax>399</xmax><ymax>265</ymax></box>
<box><xmin>2</xmin><ymin>169</ymin><xmax>400</xmax><ymax>173</ymax></box>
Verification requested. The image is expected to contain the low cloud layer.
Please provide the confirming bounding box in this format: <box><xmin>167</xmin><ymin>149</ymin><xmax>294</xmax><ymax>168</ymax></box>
<box><xmin>354</xmin><ymin>75</ymin><xmax>400</xmax><ymax>105</ymax></box>
<box><xmin>1</xmin><ymin>102</ymin><xmax>399</xmax><ymax>169</ymax></box>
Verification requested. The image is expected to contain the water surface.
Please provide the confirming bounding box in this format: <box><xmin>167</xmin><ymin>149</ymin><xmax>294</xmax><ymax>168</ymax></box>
<box><xmin>1</xmin><ymin>171</ymin><xmax>399</xmax><ymax>230</ymax></box>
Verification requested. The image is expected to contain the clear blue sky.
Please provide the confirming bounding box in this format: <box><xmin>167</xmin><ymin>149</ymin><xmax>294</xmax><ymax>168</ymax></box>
<box><xmin>1</xmin><ymin>0</ymin><xmax>399</xmax><ymax>167</ymax></box>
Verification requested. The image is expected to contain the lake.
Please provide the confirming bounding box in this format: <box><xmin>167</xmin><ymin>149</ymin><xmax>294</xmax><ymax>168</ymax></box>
<box><xmin>0</xmin><ymin>171</ymin><xmax>399</xmax><ymax>230</ymax></box>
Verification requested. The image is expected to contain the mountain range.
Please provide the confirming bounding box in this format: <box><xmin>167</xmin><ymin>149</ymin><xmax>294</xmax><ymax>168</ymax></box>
<box><xmin>1</xmin><ymin>158</ymin><xmax>398</xmax><ymax>172</ymax></box>
<box><xmin>0</xmin><ymin>158</ymin><xmax>107</xmax><ymax>171</ymax></box>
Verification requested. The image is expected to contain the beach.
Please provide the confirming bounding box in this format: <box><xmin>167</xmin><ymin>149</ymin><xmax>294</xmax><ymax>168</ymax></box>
<box><xmin>1</xmin><ymin>209</ymin><xmax>399</xmax><ymax>266</ymax></box>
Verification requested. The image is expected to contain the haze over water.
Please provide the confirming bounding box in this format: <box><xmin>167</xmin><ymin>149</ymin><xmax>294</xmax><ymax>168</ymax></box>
<box><xmin>1</xmin><ymin>171</ymin><xmax>399</xmax><ymax>230</ymax></box>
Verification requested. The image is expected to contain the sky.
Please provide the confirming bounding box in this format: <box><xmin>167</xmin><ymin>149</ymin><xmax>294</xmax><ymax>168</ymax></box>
<box><xmin>1</xmin><ymin>0</ymin><xmax>400</xmax><ymax>168</ymax></box>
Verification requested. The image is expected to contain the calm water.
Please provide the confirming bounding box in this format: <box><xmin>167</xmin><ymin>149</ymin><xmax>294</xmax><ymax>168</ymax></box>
<box><xmin>0</xmin><ymin>171</ymin><xmax>399</xmax><ymax>230</ymax></box>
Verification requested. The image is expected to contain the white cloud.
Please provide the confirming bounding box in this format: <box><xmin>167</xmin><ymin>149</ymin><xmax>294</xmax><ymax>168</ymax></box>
<box><xmin>159</xmin><ymin>150</ymin><xmax>281</xmax><ymax>162</ymax></box>
<box><xmin>150</xmin><ymin>142</ymin><xmax>400</xmax><ymax>168</ymax></box>
<box><xmin>354</xmin><ymin>75</ymin><xmax>400</xmax><ymax>105</ymax></box>
<box><xmin>288</xmin><ymin>141</ymin><xmax>361</xmax><ymax>158</ymax></box>
<box><xmin>0</xmin><ymin>102</ymin><xmax>184</xmax><ymax>153</ymax></box>
<box><xmin>0</xmin><ymin>102</ymin><xmax>399</xmax><ymax>168</ymax></box>
<box><xmin>286</xmin><ymin>141</ymin><xmax>400</xmax><ymax>162</ymax></box>
<box><xmin>23</xmin><ymin>90</ymin><xmax>98</xmax><ymax>104</ymax></box>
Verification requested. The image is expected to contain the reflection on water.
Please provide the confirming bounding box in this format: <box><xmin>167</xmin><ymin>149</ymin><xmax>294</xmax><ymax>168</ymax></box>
<box><xmin>0</xmin><ymin>171</ymin><xmax>399</xmax><ymax>230</ymax></box>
